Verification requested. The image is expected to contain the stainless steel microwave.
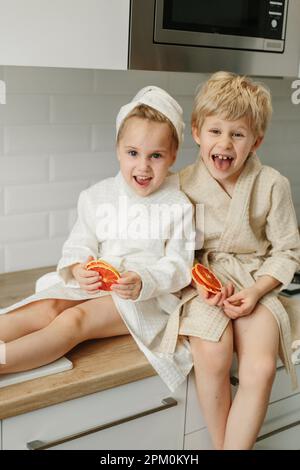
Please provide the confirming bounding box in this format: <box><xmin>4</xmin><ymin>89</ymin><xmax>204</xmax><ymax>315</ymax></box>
<box><xmin>128</xmin><ymin>0</ymin><xmax>300</xmax><ymax>77</ymax></box>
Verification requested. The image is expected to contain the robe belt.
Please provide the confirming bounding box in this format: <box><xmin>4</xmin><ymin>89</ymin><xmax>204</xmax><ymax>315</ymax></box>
<box><xmin>156</xmin><ymin>287</ymin><xmax>198</xmax><ymax>355</ymax></box>
<box><xmin>206</xmin><ymin>251</ymin><xmax>262</xmax><ymax>263</ymax></box>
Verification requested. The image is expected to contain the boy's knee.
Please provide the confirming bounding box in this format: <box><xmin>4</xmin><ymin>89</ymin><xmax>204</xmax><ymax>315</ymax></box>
<box><xmin>191</xmin><ymin>337</ymin><xmax>232</xmax><ymax>377</ymax></box>
<box><xmin>239</xmin><ymin>356</ymin><xmax>277</xmax><ymax>389</ymax></box>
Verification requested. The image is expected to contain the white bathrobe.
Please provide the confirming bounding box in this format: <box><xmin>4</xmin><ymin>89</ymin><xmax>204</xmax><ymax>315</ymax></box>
<box><xmin>0</xmin><ymin>172</ymin><xmax>195</xmax><ymax>392</ymax></box>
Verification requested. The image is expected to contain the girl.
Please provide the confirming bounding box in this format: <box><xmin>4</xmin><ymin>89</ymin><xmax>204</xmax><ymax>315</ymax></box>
<box><xmin>0</xmin><ymin>86</ymin><xmax>195</xmax><ymax>392</ymax></box>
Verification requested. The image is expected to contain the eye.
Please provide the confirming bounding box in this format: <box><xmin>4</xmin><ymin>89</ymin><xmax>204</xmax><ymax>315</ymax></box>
<box><xmin>151</xmin><ymin>153</ymin><xmax>162</xmax><ymax>159</ymax></box>
<box><xmin>233</xmin><ymin>132</ymin><xmax>244</xmax><ymax>138</ymax></box>
<box><xmin>128</xmin><ymin>150</ymin><xmax>137</xmax><ymax>157</ymax></box>
<box><xmin>209</xmin><ymin>128</ymin><xmax>221</xmax><ymax>135</ymax></box>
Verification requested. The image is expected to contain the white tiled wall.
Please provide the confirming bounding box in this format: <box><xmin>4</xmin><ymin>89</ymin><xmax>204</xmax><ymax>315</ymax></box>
<box><xmin>0</xmin><ymin>67</ymin><xmax>299</xmax><ymax>273</ymax></box>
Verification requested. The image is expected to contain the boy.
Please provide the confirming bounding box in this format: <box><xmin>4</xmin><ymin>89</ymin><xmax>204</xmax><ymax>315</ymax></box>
<box><xmin>0</xmin><ymin>86</ymin><xmax>195</xmax><ymax>392</ymax></box>
<box><xmin>177</xmin><ymin>71</ymin><xmax>300</xmax><ymax>449</ymax></box>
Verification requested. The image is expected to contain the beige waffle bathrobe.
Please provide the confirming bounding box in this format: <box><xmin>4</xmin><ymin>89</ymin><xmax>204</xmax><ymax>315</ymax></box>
<box><xmin>160</xmin><ymin>154</ymin><xmax>300</xmax><ymax>388</ymax></box>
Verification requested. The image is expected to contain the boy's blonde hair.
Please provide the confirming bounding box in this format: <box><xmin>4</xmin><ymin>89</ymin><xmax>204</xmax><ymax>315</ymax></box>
<box><xmin>117</xmin><ymin>104</ymin><xmax>179</xmax><ymax>149</ymax></box>
<box><xmin>191</xmin><ymin>71</ymin><xmax>272</xmax><ymax>138</ymax></box>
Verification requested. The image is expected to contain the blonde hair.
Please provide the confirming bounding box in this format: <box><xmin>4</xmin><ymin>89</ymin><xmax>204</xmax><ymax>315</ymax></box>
<box><xmin>117</xmin><ymin>104</ymin><xmax>179</xmax><ymax>149</ymax></box>
<box><xmin>191</xmin><ymin>71</ymin><xmax>272</xmax><ymax>138</ymax></box>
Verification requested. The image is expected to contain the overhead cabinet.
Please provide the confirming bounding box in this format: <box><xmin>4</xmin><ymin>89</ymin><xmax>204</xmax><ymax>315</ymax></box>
<box><xmin>0</xmin><ymin>0</ymin><xmax>130</xmax><ymax>69</ymax></box>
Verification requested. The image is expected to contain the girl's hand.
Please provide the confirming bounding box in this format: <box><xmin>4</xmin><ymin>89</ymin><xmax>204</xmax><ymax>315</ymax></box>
<box><xmin>193</xmin><ymin>280</ymin><xmax>235</xmax><ymax>307</ymax></box>
<box><xmin>111</xmin><ymin>271</ymin><xmax>142</xmax><ymax>300</ymax></box>
<box><xmin>223</xmin><ymin>287</ymin><xmax>260</xmax><ymax>319</ymax></box>
<box><xmin>71</xmin><ymin>256</ymin><xmax>102</xmax><ymax>294</ymax></box>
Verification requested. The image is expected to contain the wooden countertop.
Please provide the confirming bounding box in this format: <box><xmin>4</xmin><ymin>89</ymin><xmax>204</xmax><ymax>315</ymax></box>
<box><xmin>0</xmin><ymin>267</ymin><xmax>155</xmax><ymax>420</ymax></box>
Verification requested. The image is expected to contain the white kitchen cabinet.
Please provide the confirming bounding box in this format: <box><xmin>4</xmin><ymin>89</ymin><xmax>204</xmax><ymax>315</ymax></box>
<box><xmin>255</xmin><ymin>423</ymin><xmax>300</xmax><ymax>450</ymax></box>
<box><xmin>0</xmin><ymin>0</ymin><xmax>130</xmax><ymax>69</ymax></box>
<box><xmin>2</xmin><ymin>375</ymin><xmax>186</xmax><ymax>450</ymax></box>
<box><xmin>185</xmin><ymin>369</ymin><xmax>206</xmax><ymax>435</ymax></box>
<box><xmin>184</xmin><ymin>428</ymin><xmax>214</xmax><ymax>450</ymax></box>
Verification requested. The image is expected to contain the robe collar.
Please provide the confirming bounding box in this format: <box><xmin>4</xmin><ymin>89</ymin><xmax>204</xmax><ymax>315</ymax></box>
<box><xmin>180</xmin><ymin>153</ymin><xmax>263</xmax><ymax>252</ymax></box>
<box><xmin>114</xmin><ymin>170</ymin><xmax>180</xmax><ymax>203</ymax></box>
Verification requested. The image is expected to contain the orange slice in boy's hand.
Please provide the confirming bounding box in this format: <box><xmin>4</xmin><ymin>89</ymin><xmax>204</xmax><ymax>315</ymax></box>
<box><xmin>195</xmin><ymin>263</ymin><xmax>222</xmax><ymax>291</ymax></box>
<box><xmin>192</xmin><ymin>267</ymin><xmax>219</xmax><ymax>294</ymax></box>
<box><xmin>192</xmin><ymin>263</ymin><xmax>222</xmax><ymax>294</ymax></box>
<box><xmin>85</xmin><ymin>259</ymin><xmax>120</xmax><ymax>291</ymax></box>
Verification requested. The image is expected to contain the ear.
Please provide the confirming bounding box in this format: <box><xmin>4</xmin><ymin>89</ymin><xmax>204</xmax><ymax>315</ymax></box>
<box><xmin>192</xmin><ymin>125</ymin><xmax>201</xmax><ymax>146</ymax></box>
<box><xmin>168</xmin><ymin>147</ymin><xmax>177</xmax><ymax>167</ymax></box>
<box><xmin>251</xmin><ymin>135</ymin><xmax>264</xmax><ymax>153</ymax></box>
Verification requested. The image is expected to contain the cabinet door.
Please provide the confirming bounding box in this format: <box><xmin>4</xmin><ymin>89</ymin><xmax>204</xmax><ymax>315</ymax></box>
<box><xmin>3</xmin><ymin>376</ymin><xmax>186</xmax><ymax>450</ymax></box>
<box><xmin>259</xmin><ymin>392</ymin><xmax>300</xmax><ymax>437</ymax></box>
<box><xmin>185</xmin><ymin>371</ymin><xmax>206</xmax><ymax>434</ymax></box>
<box><xmin>255</xmin><ymin>423</ymin><xmax>300</xmax><ymax>450</ymax></box>
<box><xmin>184</xmin><ymin>428</ymin><xmax>214</xmax><ymax>450</ymax></box>
<box><xmin>0</xmin><ymin>0</ymin><xmax>129</xmax><ymax>69</ymax></box>
<box><xmin>43</xmin><ymin>399</ymin><xmax>183</xmax><ymax>450</ymax></box>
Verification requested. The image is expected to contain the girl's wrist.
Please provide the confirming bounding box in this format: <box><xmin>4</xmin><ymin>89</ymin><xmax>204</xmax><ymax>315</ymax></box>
<box><xmin>71</xmin><ymin>263</ymin><xmax>81</xmax><ymax>277</ymax></box>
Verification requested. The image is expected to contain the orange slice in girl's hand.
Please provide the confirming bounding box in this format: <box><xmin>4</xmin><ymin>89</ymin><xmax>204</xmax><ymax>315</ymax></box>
<box><xmin>85</xmin><ymin>259</ymin><xmax>120</xmax><ymax>291</ymax></box>
<box><xmin>192</xmin><ymin>263</ymin><xmax>222</xmax><ymax>294</ymax></box>
<box><xmin>86</xmin><ymin>259</ymin><xmax>120</xmax><ymax>277</ymax></box>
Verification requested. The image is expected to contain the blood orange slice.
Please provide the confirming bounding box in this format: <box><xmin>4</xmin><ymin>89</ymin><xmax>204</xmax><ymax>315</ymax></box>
<box><xmin>86</xmin><ymin>259</ymin><xmax>120</xmax><ymax>291</ymax></box>
<box><xmin>191</xmin><ymin>266</ymin><xmax>219</xmax><ymax>294</ymax></box>
<box><xmin>86</xmin><ymin>260</ymin><xmax>119</xmax><ymax>277</ymax></box>
<box><xmin>195</xmin><ymin>263</ymin><xmax>222</xmax><ymax>291</ymax></box>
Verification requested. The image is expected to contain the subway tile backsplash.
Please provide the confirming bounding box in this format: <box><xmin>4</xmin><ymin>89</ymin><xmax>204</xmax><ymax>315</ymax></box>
<box><xmin>0</xmin><ymin>67</ymin><xmax>299</xmax><ymax>273</ymax></box>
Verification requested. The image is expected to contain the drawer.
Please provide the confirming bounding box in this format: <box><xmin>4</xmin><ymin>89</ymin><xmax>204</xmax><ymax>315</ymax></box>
<box><xmin>255</xmin><ymin>423</ymin><xmax>300</xmax><ymax>450</ymax></box>
<box><xmin>2</xmin><ymin>375</ymin><xmax>186</xmax><ymax>450</ymax></box>
<box><xmin>184</xmin><ymin>428</ymin><xmax>213</xmax><ymax>450</ymax></box>
<box><xmin>259</xmin><ymin>392</ymin><xmax>300</xmax><ymax>437</ymax></box>
<box><xmin>185</xmin><ymin>370</ymin><xmax>206</xmax><ymax>434</ymax></box>
<box><xmin>269</xmin><ymin>364</ymin><xmax>300</xmax><ymax>403</ymax></box>
<box><xmin>47</xmin><ymin>400</ymin><xmax>182</xmax><ymax>450</ymax></box>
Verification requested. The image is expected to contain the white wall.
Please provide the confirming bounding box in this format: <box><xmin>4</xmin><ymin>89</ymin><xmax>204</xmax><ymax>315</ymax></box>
<box><xmin>0</xmin><ymin>67</ymin><xmax>299</xmax><ymax>274</ymax></box>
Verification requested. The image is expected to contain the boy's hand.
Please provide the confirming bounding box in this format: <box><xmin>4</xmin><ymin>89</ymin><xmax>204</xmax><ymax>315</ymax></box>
<box><xmin>193</xmin><ymin>280</ymin><xmax>234</xmax><ymax>307</ymax></box>
<box><xmin>111</xmin><ymin>271</ymin><xmax>142</xmax><ymax>300</ymax></box>
<box><xmin>223</xmin><ymin>287</ymin><xmax>260</xmax><ymax>319</ymax></box>
<box><xmin>71</xmin><ymin>256</ymin><xmax>102</xmax><ymax>294</ymax></box>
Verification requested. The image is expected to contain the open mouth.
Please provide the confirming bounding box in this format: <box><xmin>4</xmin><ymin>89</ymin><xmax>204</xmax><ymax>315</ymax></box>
<box><xmin>212</xmin><ymin>154</ymin><xmax>234</xmax><ymax>171</ymax></box>
<box><xmin>133</xmin><ymin>175</ymin><xmax>153</xmax><ymax>187</ymax></box>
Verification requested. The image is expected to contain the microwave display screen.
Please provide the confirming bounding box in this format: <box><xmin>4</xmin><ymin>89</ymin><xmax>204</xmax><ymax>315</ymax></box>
<box><xmin>163</xmin><ymin>0</ymin><xmax>285</xmax><ymax>40</ymax></box>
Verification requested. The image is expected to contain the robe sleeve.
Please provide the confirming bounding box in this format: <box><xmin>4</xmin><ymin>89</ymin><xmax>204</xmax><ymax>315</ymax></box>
<box><xmin>255</xmin><ymin>175</ymin><xmax>300</xmax><ymax>288</ymax></box>
<box><xmin>56</xmin><ymin>190</ymin><xmax>98</xmax><ymax>286</ymax></box>
<box><xmin>132</xmin><ymin>203</ymin><xmax>195</xmax><ymax>302</ymax></box>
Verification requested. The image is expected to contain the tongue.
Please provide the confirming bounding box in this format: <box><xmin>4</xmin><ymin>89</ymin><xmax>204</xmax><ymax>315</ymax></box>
<box><xmin>136</xmin><ymin>177</ymin><xmax>151</xmax><ymax>185</ymax></box>
<box><xmin>214</xmin><ymin>157</ymin><xmax>232</xmax><ymax>171</ymax></box>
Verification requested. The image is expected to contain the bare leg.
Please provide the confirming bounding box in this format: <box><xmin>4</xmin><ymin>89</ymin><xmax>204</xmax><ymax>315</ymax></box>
<box><xmin>0</xmin><ymin>295</ymin><xmax>128</xmax><ymax>374</ymax></box>
<box><xmin>223</xmin><ymin>304</ymin><xmax>279</xmax><ymax>450</ymax></box>
<box><xmin>189</xmin><ymin>321</ymin><xmax>233</xmax><ymax>450</ymax></box>
<box><xmin>0</xmin><ymin>298</ymin><xmax>86</xmax><ymax>343</ymax></box>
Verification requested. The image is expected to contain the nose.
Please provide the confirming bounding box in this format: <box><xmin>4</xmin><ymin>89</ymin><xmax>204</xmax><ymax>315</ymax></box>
<box><xmin>137</xmin><ymin>156</ymin><xmax>151</xmax><ymax>172</ymax></box>
<box><xmin>219</xmin><ymin>134</ymin><xmax>232</xmax><ymax>149</ymax></box>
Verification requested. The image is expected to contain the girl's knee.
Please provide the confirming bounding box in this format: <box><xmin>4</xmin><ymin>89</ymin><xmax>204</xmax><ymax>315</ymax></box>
<box><xmin>53</xmin><ymin>305</ymin><xmax>88</xmax><ymax>339</ymax></box>
<box><xmin>31</xmin><ymin>298</ymin><xmax>62</xmax><ymax>323</ymax></box>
